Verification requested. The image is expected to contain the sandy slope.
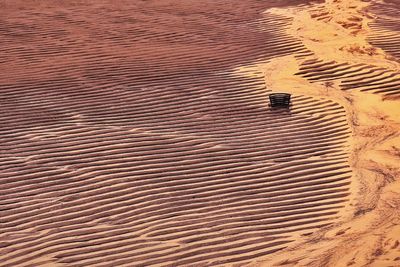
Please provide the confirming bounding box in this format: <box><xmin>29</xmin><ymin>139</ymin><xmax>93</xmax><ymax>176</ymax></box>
<box><xmin>251</xmin><ymin>0</ymin><xmax>400</xmax><ymax>266</ymax></box>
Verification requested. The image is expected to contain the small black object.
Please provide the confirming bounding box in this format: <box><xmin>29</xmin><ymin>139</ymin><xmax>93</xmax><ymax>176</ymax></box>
<box><xmin>269</xmin><ymin>93</ymin><xmax>291</xmax><ymax>108</ymax></box>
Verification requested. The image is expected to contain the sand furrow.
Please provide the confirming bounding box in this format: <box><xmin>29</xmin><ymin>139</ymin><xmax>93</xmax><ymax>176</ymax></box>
<box><xmin>0</xmin><ymin>0</ymin><xmax>356</xmax><ymax>266</ymax></box>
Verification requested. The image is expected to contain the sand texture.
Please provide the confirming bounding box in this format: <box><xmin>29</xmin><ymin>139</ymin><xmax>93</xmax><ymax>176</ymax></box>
<box><xmin>251</xmin><ymin>0</ymin><xmax>400</xmax><ymax>266</ymax></box>
<box><xmin>0</xmin><ymin>0</ymin><xmax>399</xmax><ymax>266</ymax></box>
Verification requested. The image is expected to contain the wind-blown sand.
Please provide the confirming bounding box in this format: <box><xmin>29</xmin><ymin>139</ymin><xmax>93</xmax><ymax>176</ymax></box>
<box><xmin>0</xmin><ymin>0</ymin><xmax>399</xmax><ymax>266</ymax></box>
<box><xmin>251</xmin><ymin>0</ymin><xmax>400</xmax><ymax>266</ymax></box>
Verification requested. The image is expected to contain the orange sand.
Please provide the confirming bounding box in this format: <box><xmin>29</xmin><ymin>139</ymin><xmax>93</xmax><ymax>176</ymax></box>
<box><xmin>0</xmin><ymin>0</ymin><xmax>398</xmax><ymax>266</ymax></box>
<box><xmin>246</xmin><ymin>0</ymin><xmax>400</xmax><ymax>266</ymax></box>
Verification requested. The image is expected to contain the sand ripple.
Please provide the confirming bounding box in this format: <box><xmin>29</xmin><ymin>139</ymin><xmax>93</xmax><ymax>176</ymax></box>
<box><xmin>0</xmin><ymin>1</ymin><xmax>354</xmax><ymax>266</ymax></box>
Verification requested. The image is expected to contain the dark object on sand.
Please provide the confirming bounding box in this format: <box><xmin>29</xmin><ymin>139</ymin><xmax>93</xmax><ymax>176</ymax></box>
<box><xmin>269</xmin><ymin>93</ymin><xmax>291</xmax><ymax>108</ymax></box>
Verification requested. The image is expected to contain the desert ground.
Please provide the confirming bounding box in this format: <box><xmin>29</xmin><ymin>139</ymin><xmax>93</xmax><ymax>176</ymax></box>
<box><xmin>0</xmin><ymin>0</ymin><xmax>399</xmax><ymax>266</ymax></box>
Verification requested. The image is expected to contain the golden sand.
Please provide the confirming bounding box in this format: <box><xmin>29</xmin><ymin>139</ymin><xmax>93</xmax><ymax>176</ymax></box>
<box><xmin>244</xmin><ymin>0</ymin><xmax>400</xmax><ymax>266</ymax></box>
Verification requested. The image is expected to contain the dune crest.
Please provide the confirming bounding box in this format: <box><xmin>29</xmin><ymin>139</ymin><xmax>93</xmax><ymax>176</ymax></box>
<box><xmin>250</xmin><ymin>0</ymin><xmax>400</xmax><ymax>266</ymax></box>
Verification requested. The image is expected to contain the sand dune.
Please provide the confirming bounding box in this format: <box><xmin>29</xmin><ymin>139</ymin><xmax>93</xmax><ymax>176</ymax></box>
<box><xmin>0</xmin><ymin>0</ymin><xmax>399</xmax><ymax>266</ymax></box>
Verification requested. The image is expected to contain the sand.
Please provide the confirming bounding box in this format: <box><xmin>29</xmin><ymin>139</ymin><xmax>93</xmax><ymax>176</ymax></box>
<box><xmin>0</xmin><ymin>0</ymin><xmax>399</xmax><ymax>266</ymax></box>
<box><xmin>250</xmin><ymin>0</ymin><xmax>400</xmax><ymax>266</ymax></box>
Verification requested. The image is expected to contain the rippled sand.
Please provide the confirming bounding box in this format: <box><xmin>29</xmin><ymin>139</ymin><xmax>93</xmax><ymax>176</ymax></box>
<box><xmin>253</xmin><ymin>0</ymin><xmax>400</xmax><ymax>266</ymax></box>
<box><xmin>0</xmin><ymin>0</ymin><xmax>399</xmax><ymax>266</ymax></box>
